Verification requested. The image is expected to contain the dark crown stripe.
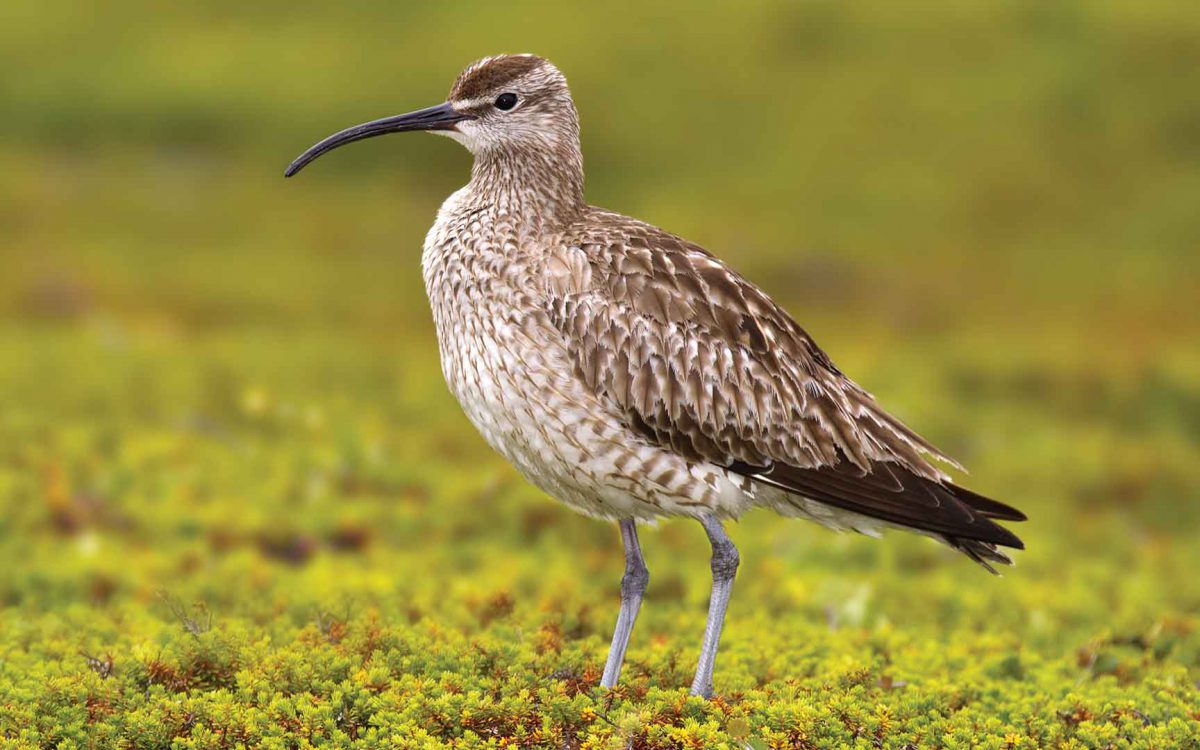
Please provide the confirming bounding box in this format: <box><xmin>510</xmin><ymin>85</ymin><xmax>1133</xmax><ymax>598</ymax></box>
<box><xmin>452</xmin><ymin>55</ymin><xmax>545</xmax><ymax>101</ymax></box>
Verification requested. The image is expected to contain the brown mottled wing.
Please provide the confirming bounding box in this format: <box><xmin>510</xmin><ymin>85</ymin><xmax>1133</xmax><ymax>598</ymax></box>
<box><xmin>546</xmin><ymin>211</ymin><xmax>1024</xmax><ymax>556</ymax></box>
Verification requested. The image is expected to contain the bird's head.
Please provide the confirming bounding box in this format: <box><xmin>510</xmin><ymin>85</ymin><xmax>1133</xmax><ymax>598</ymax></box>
<box><xmin>285</xmin><ymin>54</ymin><xmax>579</xmax><ymax>177</ymax></box>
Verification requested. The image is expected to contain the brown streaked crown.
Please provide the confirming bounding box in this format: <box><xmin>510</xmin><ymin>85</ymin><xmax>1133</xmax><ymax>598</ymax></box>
<box><xmin>450</xmin><ymin>54</ymin><xmax>547</xmax><ymax>101</ymax></box>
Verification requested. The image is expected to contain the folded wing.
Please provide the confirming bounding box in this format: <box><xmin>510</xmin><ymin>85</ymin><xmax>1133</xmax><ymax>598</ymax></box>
<box><xmin>545</xmin><ymin>210</ymin><xmax>1025</xmax><ymax>567</ymax></box>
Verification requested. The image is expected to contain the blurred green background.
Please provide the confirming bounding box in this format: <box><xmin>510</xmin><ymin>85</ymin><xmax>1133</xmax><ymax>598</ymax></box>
<box><xmin>1</xmin><ymin>1</ymin><xmax>1199</xmax><ymax>747</ymax></box>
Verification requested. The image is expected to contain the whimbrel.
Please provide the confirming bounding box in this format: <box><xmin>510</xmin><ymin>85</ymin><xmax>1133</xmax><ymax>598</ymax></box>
<box><xmin>285</xmin><ymin>54</ymin><xmax>1026</xmax><ymax>698</ymax></box>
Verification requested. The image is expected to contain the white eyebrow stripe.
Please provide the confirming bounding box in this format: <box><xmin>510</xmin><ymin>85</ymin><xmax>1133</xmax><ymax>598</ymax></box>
<box><xmin>451</xmin><ymin>96</ymin><xmax>494</xmax><ymax>110</ymax></box>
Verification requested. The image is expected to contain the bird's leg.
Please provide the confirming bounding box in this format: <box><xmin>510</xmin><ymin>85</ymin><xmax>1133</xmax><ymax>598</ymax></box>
<box><xmin>690</xmin><ymin>514</ymin><xmax>739</xmax><ymax>698</ymax></box>
<box><xmin>599</xmin><ymin>518</ymin><xmax>649</xmax><ymax>688</ymax></box>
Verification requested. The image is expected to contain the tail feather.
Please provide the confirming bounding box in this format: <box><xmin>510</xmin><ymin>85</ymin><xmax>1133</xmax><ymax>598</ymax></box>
<box><xmin>731</xmin><ymin>456</ymin><xmax>1026</xmax><ymax>571</ymax></box>
<box><xmin>946</xmin><ymin>536</ymin><xmax>1015</xmax><ymax>575</ymax></box>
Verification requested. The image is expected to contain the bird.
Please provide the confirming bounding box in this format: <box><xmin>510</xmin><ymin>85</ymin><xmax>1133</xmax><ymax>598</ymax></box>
<box><xmin>284</xmin><ymin>53</ymin><xmax>1027</xmax><ymax>698</ymax></box>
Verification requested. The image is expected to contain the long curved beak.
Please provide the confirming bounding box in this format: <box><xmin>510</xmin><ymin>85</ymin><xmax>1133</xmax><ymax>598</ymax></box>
<box><xmin>284</xmin><ymin>102</ymin><xmax>474</xmax><ymax>177</ymax></box>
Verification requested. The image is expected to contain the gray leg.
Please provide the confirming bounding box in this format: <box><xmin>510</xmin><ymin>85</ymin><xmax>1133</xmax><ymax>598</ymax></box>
<box><xmin>600</xmin><ymin>518</ymin><xmax>649</xmax><ymax>688</ymax></box>
<box><xmin>690</xmin><ymin>515</ymin><xmax>739</xmax><ymax>698</ymax></box>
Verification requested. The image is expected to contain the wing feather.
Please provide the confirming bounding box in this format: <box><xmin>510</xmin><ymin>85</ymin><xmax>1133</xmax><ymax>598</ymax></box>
<box><xmin>546</xmin><ymin>210</ymin><xmax>1025</xmax><ymax>563</ymax></box>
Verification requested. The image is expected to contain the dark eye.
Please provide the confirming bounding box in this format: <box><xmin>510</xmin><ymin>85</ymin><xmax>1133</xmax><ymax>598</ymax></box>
<box><xmin>494</xmin><ymin>92</ymin><xmax>518</xmax><ymax>111</ymax></box>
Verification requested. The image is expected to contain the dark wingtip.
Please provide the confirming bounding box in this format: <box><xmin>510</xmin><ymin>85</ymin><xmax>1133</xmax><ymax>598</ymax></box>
<box><xmin>972</xmin><ymin>513</ymin><xmax>1025</xmax><ymax>550</ymax></box>
<box><xmin>736</xmin><ymin>458</ymin><xmax>1028</xmax><ymax>551</ymax></box>
<box><xmin>950</xmin><ymin>484</ymin><xmax>1029</xmax><ymax>523</ymax></box>
<box><xmin>999</xmin><ymin>530</ymin><xmax>1025</xmax><ymax>551</ymax></box>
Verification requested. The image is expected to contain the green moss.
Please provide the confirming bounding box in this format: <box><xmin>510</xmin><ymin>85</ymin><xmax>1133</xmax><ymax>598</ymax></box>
<box><xmin>0</xmin><ymin>326</ymin><xmax>1195</xmax><ymax>748</ymax></box>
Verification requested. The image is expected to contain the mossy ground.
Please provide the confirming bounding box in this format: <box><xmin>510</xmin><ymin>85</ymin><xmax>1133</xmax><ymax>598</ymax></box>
<box><xmin>2</xmin><ymin>1</ymin><xmax>1199</xmax><ymax>747</ymax></box>
<box><xmin>2</xmin><ymin>324</ymin><xmax>1197</xmax><ymax>749</ymax></box>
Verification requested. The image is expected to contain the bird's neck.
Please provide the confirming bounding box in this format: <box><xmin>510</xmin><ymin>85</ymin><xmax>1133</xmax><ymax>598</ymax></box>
<box><xmin>465</xmin><ymin>141</ymin><xmax>585</xmax><ymax>229</ymax></box>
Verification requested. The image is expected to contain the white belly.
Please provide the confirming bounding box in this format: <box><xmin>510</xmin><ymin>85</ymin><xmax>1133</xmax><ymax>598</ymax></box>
<box><xmin>420</xmin><ymin>202</ymin><xmax>751</xmax><ymax>521</ymax></box>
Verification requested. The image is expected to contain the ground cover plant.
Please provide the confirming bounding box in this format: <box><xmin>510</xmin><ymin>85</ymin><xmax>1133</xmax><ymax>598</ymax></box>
<box><xmin>1</xmin><ymin>1</ymin><xmax>1198</xmax><ymax>747</ymax></box>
